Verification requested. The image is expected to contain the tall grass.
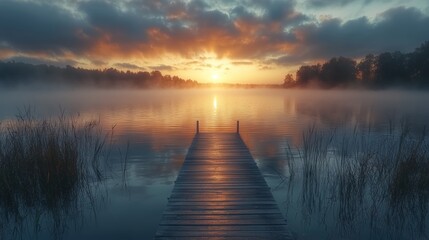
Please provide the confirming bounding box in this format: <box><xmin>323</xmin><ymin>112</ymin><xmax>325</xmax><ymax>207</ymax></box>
<box><xmin>286</xmin><ymin>122</ymin><xmax>429</xmax><ymax>239</ymax></box>
<box><xmin>0</xmin><ymin>110</ymin><xmax>108</xmax><ymax>239</ymax></box>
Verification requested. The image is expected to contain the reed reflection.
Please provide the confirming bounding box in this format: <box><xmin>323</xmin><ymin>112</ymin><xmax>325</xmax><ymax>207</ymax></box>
<box><xmin>283</xmin><ymin>123</ymin><xmax>429</xmax><ymax>239</ymax></box>
<box><xmin>0</xmin><ymin>111</ymin><xmax>108</xmax><ymax>240</ymax></box>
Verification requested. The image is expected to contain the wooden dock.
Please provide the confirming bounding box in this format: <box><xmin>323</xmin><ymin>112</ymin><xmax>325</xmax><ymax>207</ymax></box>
<box><xmin>155</xmin><ymin>131</ymin><xmax>291</xmax><ymax>239</ymax></box>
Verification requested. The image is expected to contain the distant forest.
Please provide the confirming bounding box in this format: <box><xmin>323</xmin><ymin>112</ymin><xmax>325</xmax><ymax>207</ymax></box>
<box><xmin>0</xmin><ymin>62</ymin><xmax>198</xmax><ymax>88</ymax></box>
<box><xmin>284</xmin><ymin>41</ymin><xmax>429</xmax><ymax>89</ymax></box>
<box><xmin>2</xmin><ymin>41</ymin><xmax>428</xmax><ymax>90</ymax></box>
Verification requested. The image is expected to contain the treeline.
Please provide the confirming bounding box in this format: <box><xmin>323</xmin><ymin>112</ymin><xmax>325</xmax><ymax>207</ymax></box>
<box><xmin>0</xmin><ymin>62</ymin><xmax>199</xmax><ymax>88</ymax></box>
<box><xmin>284</xmin><ymin>41</ymin><xmax>429</xmax><ymax>89</ymax></box>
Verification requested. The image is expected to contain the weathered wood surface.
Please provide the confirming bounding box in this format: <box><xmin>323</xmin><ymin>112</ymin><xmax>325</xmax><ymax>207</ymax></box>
<box><xmin>155</xmin><ymin>133</ymin><xmax>291</xmax><ymax>240</ymax></box>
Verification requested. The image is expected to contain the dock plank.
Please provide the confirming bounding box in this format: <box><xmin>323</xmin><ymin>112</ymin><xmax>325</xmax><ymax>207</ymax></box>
<box><xmin>154</xmin><ymin>133</ymin><xmax>291</xmax><ymax>239</ymax></box>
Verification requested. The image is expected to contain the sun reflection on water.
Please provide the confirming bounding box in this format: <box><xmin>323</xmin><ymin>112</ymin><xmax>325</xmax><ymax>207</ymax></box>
<box><xmin>213</xmin><ymin>95</ymin><xmax>218</xmax><ymax>111</ymax></box>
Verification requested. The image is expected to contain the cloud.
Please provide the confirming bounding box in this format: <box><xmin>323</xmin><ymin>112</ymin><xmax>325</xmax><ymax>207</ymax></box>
<box><xmin>0</xmin><ymin>0</ymin><xmax>428</xmax><ymax>70</ymax></box>
<box><xmin>0</xmin><ymin>0</ymin><xmax>304</xmax><ymax>62</ymax></box>
<box><xmin>305</xmin><ymin>0</ymin><xmax>358</xmax><ymax>8</ymax></box>
<box><xmin>3</xmin><ymin>55</ymin><xmax>80</xmax><ymax>67</ymax></box>
<box><xmin>258</xmin><ymin>64</ymin><xmax>274</xmax><ymax>70</ymax></box>
<box><xmin>304</xmin><ymin>0</ymin><xmax>392</xmax><ymax>8</ymax></box>
<box><xmin>0</xmin><ymin>1</ymin><xmax>91</xmax><ymax>54</ymax></box>
<box><xmin>149</xmin><ymin>64</ymin><xmax>176</xmax><ymax>71</ymax></box>
<box><xmin>270</xmin><ymin>54</ymin><xmax>315</xmax><ymax>66</ymax></box>
<box><xmin>79</xmin><ymin>1</ymin><xmax>159</xmax><ymax>44</ymax></box>
<box><xmin>91</xmin><ymin>59</ymin><xmax>107</xmax><ymax>66</ymax></box>
<box><xmin>0</xmin><ymin>0</ymin><xmax>312</xmax><ymax>60</ymax></box>
<box><xmin>373</xmin><ymin>7</ymin><xmax>429</xmax><ymax>50</ymax></box>
<box><xmin>231</xmin><ymin>61</ymin><xmax>254</xmax><ymax>65</ymax></box>
<box><xmin>183</xmin><ymin>60</ymin><xmax>200</xmax><ymax>66</ymax></box>
<box><xmin>273</xmin><ymin>6</ymin><xmax>429</xmax><ymax>65</ymax></box>
<box><xmin>113</xmin><ymin>63</ymin><xmax>146</xmax><ymax>71</ymax></box>
<box><xmin>263</xmin><ymin>0</ymin><xmax>308</xmax><ymax>24</ymax></box>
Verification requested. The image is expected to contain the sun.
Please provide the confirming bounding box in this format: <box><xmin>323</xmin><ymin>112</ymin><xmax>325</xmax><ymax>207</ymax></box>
<box><xmin>211</xmin><ymin>73</ymin><xmax>220</xmax><ymax>81</ymax></box>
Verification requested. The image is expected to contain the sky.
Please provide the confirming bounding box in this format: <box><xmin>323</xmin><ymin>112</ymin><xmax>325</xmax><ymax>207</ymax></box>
<box><xmin>0</xmin><ymin>0</ymin><xmax>429</xmax><ymax>84</ymax></box>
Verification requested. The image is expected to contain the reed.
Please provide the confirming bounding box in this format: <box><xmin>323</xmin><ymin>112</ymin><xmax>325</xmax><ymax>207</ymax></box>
<box><xmin>0</xmin><ymin>110</ymin><xmax>108</xmax><ymax>239</ymax></box>
<box><xmin>286</xmin><ymin>122</ymin><xmax>429</xmax><ymax>239</ymax></box>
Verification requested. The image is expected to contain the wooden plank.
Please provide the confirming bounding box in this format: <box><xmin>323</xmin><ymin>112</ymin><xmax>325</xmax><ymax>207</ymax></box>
<box><xmin>170</xmin><ymin>191</ymin><xmax>273</xmax><ymax>196</ymax></box>
<box><xmin>165</xmin><ymin>205</ymin><xmax>279</xmax><ymax>211</ymax></box>
<box><xmin>167</xmin><ymin>199</ymin><xmax>275</xmax><ymax>203</ymax></box>
<box><xmin>158</xmin><ymin>219</ymin><xmax>287</xmax><ymax>225</ymax></box>
<box><xmin>175</xmin><ymin>179</ymin><xmax>266</xmax><ymax>184</ymax></box>
<box><xmin>160</xmin><ymin>213</ymin><xmax>285</xmax><ymax>220</ymax></box>
<box><xmin>155</xmin><ymin>133</ymin><xmax>291</xmax><ymax>240</ymax></box>
<box><xmin>161</xmin><ymin>209</ymin><xmax>283</xmax><ymax>215</ymax></box>
<box><xmin>172</xmin><ymin>185</ymin><xmax>269</xmax><ymax>189</ymax></box>
<box><xmin>155</xmin><ymin>230</ymin><xmax>290</xmax><ymax>238</ymax></box>
<box><xmin>164</xmin><ymin>200</ymin><xmax>280</xmax><ymax>206</ymax></box>
<box><xmin>169</xmin><ymin>193</ymin><xmax>274</xmax><ymax>198</ymax></box>
<box><xmin>155</xmin><ymin>237</ymin><xmax>287</xmax><ymax>240</ymax></box>
<box><xmin>156</xmin><ymin>225</ymin><xmax>288</xmax><ymax>232</ymax></box>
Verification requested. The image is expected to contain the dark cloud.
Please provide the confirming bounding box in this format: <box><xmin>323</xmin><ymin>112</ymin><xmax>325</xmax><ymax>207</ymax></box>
<box><xmin>4</xmin><ymin>55</ymin><xmax>80</xmax><ymax>67</ymax></box>
<box><xmin>374</xmin><ymin>6</ymin><xmax>429</xmax><ymax>52</ymax></box>
<box><xmin>270</xmin><ymin>54</ymin><xmax>313</xmax><ymax>66</ymax></box>
<box><xmin>231</xmin><ymin>1</ymin><xmax>308</xmax><ymax>29</ymax></box>
<box><xmin>305</xmin><ymin>0</ymin><xmax>358</xmax><ymax>8</ymax></box>
<box><xmin>79</xmin><ymin>1</ymin><xmax>159</xmax><ymax>44</ymax></box>
<box><xmin>0</xmin><ymin>0</ymin><xmax>91</xmax><ymax>54</ymax></box>
<box><xmin>196</xmin><ymin>9</ymin><xmax>237</xmax><ymax>34</ymax></box>
<box><xmin>273</xmin><ymin>7</ymin><xmax>429</xmax><ymax>65</ymax></box>
<box><xmin>264</xmin><ymin>0</ymin><xmax>307</xmax><ymax>24</ymax></box>
<box><xmin>187</xmin><ymin>0</ymin><xmax>210</xmax><ymax>11</ymax></box>
<box><xmin>265</xmin><ymin>0</ymin><xmax>295</xmax><ymax>21</ymax></box>
<box><xmin>304</xmin><ymin>0</ymin><xmax>392</xmax><ymax>8</ymax></box>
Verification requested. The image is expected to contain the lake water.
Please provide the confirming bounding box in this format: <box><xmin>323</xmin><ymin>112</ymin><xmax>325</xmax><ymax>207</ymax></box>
<box><xmin>1</xmin><ymin>88</ymin><xmax>428</xmax><ymax>240</ymax></box>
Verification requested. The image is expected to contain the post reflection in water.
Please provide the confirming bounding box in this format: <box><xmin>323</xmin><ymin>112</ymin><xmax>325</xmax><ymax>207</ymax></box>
<box><xmin>0</xmin><ymin>89</ymin><xmax>429</xmax><ymax>239</ymax></box>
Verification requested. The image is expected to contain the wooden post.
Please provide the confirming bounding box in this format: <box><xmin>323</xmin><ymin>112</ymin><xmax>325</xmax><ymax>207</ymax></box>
<box><xmin>236</xmin><ymin>120</ymin><xmax>240</xmax><ymax>134</ymax></box>
<box><xmin>196</xmin><ymin>120</ymin><xmax>199</xmax><ymax>134</ymax></box>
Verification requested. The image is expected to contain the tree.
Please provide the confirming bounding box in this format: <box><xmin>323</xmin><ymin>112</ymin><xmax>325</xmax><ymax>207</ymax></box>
<box><xmin>289</xmin><ymin>40</ymin><xmax>429</xmax><ymax>89</ymax></box>
<box><xmin>283</xmin><ymin>74</ymin><xmax>295</xmax><ymax>88</ymax></box>
<box><xmin>320</xmin><ymin>57</ymin><xmax>356</xmax><ymax>88</ymax></box>
<box><xmin>375</xmin><ymin>51</ymin><xmax>408</xmax><ymax>87</ymax></box>
<box><xmin>357</xmin><ymin>54</ymin><xmax>376</xmax><ymax>86</ymax></box>
<box><xmin>0</xmin><ymin>62</ymin><xmax>198</xmax><ymax>88</ymax></box>
<box><xmin>295</xmin><ymin>64</ymin><xmax>321</xmax><ymax>87</ymax></box>
<box><xmin>411</xmin><ymin>41</ymin><xmax>429</xmax><ymax>86</ymax></box>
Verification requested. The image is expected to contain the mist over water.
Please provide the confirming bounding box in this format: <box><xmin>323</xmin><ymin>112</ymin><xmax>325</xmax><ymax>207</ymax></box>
<box><xmin>1</xmin><ymin>88</ymin><xmax>429</xmax><ymax>239</ymax></box>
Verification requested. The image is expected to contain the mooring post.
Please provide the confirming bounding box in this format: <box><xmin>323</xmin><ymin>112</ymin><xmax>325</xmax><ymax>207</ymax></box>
<box><xmin>236</xmin><ymin>120</ymin><xmax>240</xmax><ymax>134</ymax></box>
<box><xmin>196</xmin><ymin>120</ymin><xmax>199</xmax><ymax>134</ymax></box>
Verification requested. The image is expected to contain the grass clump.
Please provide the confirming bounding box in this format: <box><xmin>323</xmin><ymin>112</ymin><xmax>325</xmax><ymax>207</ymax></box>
<box><xmin>0</xmin><ymin>110</ymin><xmax>108</xmax><ymax>239</ymax></box>
<box><xmin>285</xmin><ymin>122</ymin><xmax>429</xmax><ymax>239</ymax></box>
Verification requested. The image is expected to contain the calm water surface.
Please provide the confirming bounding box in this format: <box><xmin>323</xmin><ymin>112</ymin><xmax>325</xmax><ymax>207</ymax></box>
<box><xmin>1</xmin><ymin>89</ymin><xmax>428</xmax><ymax>240</ymax></box>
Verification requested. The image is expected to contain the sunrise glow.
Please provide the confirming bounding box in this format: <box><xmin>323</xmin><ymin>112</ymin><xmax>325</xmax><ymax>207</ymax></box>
<box><xmin>0</xmin><ymin>0</ymin><xmax>427</xmax><ymax>85</ymax></box>
<box><xmin>211</xmin><ymin>73</ymin><xmax>220</xmax><ymax>81</ymax></box>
